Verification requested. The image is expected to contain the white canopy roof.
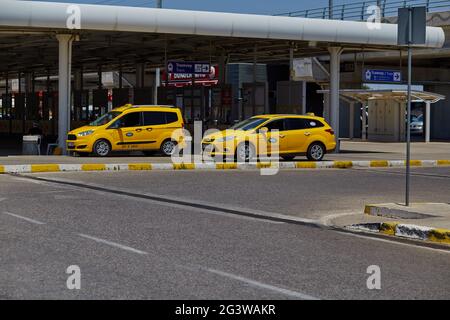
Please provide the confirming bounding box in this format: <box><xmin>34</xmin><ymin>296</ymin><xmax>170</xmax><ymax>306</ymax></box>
<box><xmin>318</xmin><ymin>89</ymin><xmax>446</xmax><ymax>103</ymax></box>
<box><xmin>0</xmin><ymin>0</ymin><xmax>445</xmax><ymax>48</ymax></box>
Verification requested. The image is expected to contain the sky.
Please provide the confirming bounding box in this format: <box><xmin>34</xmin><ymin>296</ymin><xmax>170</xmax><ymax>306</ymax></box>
<box><xmin>28</xmin><ymin>0</ymin><xmax>345</xmax><ymax>15</ymax></box>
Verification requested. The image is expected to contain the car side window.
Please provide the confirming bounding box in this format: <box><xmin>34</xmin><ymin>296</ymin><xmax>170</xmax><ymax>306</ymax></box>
<box><xmin>286</xmin><ymin>118</ymin><xmax>324</xmax><ymax>130</ymax></box>
<box><xmin>112</xmin><ymin>112</ymin><xmax>142</xmax><ymax>128</ymax></box>
<box><xmin>307</xmin><ymin>120</ymin><xmax>324</xmax><ymax>128</ymax></box>
<box><xmin>166</xmin><ymin>112</ymin><xmax>178</xmax><ymax>124</ymax></box>
<box><xmin>143</xmin><ymin>112</ymin><xmax>166</xmax><ymax>126</ymax></box>
<box><xmin>265</xmin><ymin>119</ymin><xmax>285</xmax><ymax>132</ymax></box>
<box><xmin>286</xmin><ymin>118</ymin><xmax>309</xmax><ymax>130</ymax></box>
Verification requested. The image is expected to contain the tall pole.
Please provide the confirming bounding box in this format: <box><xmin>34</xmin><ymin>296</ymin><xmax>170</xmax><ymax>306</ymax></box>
<box><xmin>406</xmin><ymin>7</ymin><xmax>412</xmax><ymax>207</ymax></box>
<box><xmin>155</xmin><ymin>0</ymin><xmax>162</xmax><ymax>104</ymax></box>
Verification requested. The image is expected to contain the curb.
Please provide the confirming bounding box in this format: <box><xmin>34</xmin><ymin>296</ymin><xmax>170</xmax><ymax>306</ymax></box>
<box><xmin>347</xmin><ymin>222</ymin><xmax>450</xmax><ymax>245</ymax></box>
<box><xmin>364</xmin><ymin>204</ymin><xmax>437</xmax><ymax>219</ymax></box>
<box><xmin>0</xmin><ymin>159</ymin><xmax>450</xmax><ymax>174</ymax></box>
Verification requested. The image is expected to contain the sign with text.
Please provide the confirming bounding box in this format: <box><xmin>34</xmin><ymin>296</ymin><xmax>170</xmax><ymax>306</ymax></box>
<box><xmin>364</xmin><ymin>69</ymin><xmax>402</xmax><ymax>83</ymax></box>
<box><xmin>167</xmin><ymin>61</ymin><xmax>211</xmax><ymax>75</ymax></box>
<box><xmin>398</xmin><ymin>7</ymin><xmax>426</xmax><ymax>46</ymax></box>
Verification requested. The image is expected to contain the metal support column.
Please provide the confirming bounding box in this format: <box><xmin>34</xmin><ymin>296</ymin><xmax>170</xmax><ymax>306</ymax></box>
<box><xmin>154</xmin><ymin>68</ymin><xmax>160</xmax><ymax>105</ymax></box>
<box><xmin>328</xmin><ymin>47</ymin><xmax>343</xmax><ymax>152</ymax></box>
<box><xmin>349</xmin><ymin>101</ymin><xmax>355</xmax><ymax>139</ymax></box>
<box><xmin>253</xmin><ymin>45</ymin><xmax>257</xmax><ymax>116</ymax></box>
<box><xmin>56</xmin><ymin>34</ymin><xmax>74</xmax><ymax>154</ymax></box>
<box><xmin>425</xmin><ymin>101</ymin><xmax>431</xmax><ymax>143</ymax></box>
<box><xmin>289</xmin><ymin>47</ymin><xmax>294</xmax><ymax>111</ymax></box>
<box><xmin>302</xmin><ymin>81</ymin><xmax>307</xmax><ymax>114</ymax></box>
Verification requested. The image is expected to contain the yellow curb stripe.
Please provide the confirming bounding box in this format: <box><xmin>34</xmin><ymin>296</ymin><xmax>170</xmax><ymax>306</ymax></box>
<box><xmin>128</xmin><ymin>163</ymin><xmax>153</xmax><ymax>171</ymax></box>
<box><xmin>295</xmin><ymin>162</ymin><xmax>317</xmax><ymax>169</ymax></box>
<box><xmin>409</xmin><ymin>160</ymin><xmax>422</xmax><ymax>167</ymax></box>
<box><xmin>0</xmin><ymin>165</ymin><xmax>4</xmax><ymax>174</ymax></box>
<box><xmin>380</xmin><ymin>222</ymin><xmax>398</xmax><ymax>236</ymax></box>
<box><xmin>370</xmin><ymin>160</ymin><xmax>389</xmax><ymax>167</ymax></box>
<box><xmin>173</xmin><ymin>163</ymin><xmax>196</xmax><ymax>170</ymax></box>
<box><xmin>31</xmin><ymin>164</ymin><xmax>61</xmax><ymax>173</ymax></box>
<box><xmin>428</xmin><ymin>228</ymin><xmax>450</xmax><ymax>244</ymax></box>
<box><xmin>81</xmin><ymin>164</ymin><xmax>107</xmax><ymax>171</ymax></box>
<box><xmin>333</xmin><ymin>161</ymin><xmax>353</xmax><ymax>169</ymax></box>
<box><xmin>257</xmin><ymin>162</ymin><xmax>276</xmax><ymax>169</ymax></box>
<box><xmin>216</xmin><ymin>163</ymin><xmax>238</xmax><ymax>170</ymax></box>
<box><xmin>437</xmin><ymin>160</ymin><xmax>450</xmax><ymax>166</ymax></box>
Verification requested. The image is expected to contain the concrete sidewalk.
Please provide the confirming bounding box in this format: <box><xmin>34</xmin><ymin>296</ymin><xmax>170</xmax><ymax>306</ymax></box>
<box><xmin>0</xmin><ymin>141</ymin><xmax>449</xmax><ymax>165</ymax></box>
<box><xmin>329</xmin><ymin>203</ymin><xmax>450</xmax><ymax>245</ymax></box>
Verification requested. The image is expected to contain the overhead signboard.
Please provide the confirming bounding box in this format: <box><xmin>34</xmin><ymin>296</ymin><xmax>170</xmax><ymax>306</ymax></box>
<box><xmin>167</xmin><ymin>61</ymin><xmax>211</xmax><ymax>75</ymax></box>
<box><xmin>397</xmin><ymin>7</ymin><xmax>426</xmax><ymax>46</ymax></box>
<box><xmin>292</xmin><ymin>58</ymin><xmax>314</xmax><ymax>81</ymax></box>
<box><xmin>364</xmin><ymin>69</ymin><xmax>402</xmax><ymax>83</ymax></box>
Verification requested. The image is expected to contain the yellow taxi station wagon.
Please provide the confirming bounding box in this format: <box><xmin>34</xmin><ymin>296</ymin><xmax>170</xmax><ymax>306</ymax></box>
<box><xmin>202</xmin><ymin>115</ymin><xmax>336</xmax><ymax>162</ymax></box>
<box><xmin>67</xmin><ymin>105</ymin><xmax>185</xmax><ymax>157</ymax></box>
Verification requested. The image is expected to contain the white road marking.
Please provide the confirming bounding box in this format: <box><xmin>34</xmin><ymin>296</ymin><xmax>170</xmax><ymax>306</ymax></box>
<box><xmin>3</xmin><ymin>211</ymin><xmax>45</xmax><ymax>225</ymax></box>
<box><xmin>337</xmin><ymin>231</ymin><xmax>450</xmax><ymax>254</ymax></box>
<box><xmin>205</xmin><ymin>268</ymin><xmax>319</xmax><ymax>300</ymax></box>
<box><xmin>78</xmin><ymin>233</ymin><xmax>148</xmax><ymax>255</ymax></box>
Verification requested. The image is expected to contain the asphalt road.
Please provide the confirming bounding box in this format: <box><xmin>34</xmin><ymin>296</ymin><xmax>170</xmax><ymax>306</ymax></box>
<box><xmin>0</xmin><ymin>167</ymin><xmax>449</xmax><ymax>299</ymax></box>
<box><xmin>24</xmin><ymin>167</ymin><xmax>450</xmax><ymax>219</ymax></box>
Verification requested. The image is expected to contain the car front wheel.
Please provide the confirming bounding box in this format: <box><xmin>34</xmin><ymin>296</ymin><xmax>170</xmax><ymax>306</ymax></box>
<box><xmin>93</xmin><ymin>139</ymin><xmax>111</xmax><ymax>157</ymax></box>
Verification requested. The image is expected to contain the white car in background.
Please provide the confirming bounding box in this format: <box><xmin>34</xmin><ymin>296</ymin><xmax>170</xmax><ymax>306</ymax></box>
<box><xmin>410</xmin><ymin>114</ymin><xmax>424</xmax><ymax>135</ymax></box>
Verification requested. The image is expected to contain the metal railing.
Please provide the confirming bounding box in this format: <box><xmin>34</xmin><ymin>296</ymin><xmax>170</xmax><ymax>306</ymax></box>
<box><xmin>276</xmin><ymin>0</ymin><xmax>450</xmax><ymax>21</ymax></box>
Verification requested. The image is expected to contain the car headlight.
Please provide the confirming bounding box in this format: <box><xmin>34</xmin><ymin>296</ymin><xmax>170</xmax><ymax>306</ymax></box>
<box><xmin>77</xmin><ymin>130</ymin><xmax>94</xmax><ymax>137</ymax></box>
<box><xmin>216</xmin><ymin>136</ymin><xmax>236</xmax><ymax>143</ymax></box>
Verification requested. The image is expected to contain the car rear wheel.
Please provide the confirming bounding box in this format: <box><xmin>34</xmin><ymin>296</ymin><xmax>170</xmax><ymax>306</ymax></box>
<box><xmin>93</xmin><ymin>139</ymin><xmax>111</xmax><ymax>157</ymax></box>
<box><xmin>307</xmin><ymin>142</ymin><xmax>325</xmax><ymax>161</ymax></box>
<box><xmin>160</xmin><ymin>139</ymin><xmax>177</xmax><ymax>157</ymax></box>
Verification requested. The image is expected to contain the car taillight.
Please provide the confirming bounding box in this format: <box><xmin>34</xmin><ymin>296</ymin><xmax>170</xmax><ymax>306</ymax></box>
<box><xmin>325</xmin><ymin>128</ymin><xmax>335</xmax><ymax>135</ymax></box>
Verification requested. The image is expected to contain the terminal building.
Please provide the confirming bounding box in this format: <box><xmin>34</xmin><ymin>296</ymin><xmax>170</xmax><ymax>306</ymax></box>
<box><xmin>0</xmin><ymin>0</ymin><xmax>448</xmax><ymax>155</ymax></box>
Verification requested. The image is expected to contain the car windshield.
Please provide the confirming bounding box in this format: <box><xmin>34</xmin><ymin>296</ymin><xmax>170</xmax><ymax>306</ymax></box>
<box><xmin>230</xmin><ymin>118</ymin><xmax>267</xmax><ymax>131</ymax></box>
<box><xmin>89</xmin><ymin>111</ymin><xmax>122</xmax><ymax>126</ymax></box>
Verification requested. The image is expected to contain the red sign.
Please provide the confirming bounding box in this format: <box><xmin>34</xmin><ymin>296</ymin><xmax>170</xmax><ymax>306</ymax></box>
<box><xmin>162</xmin><ymin>66</ymin><xmax>219</xmax><ymax>87</ymax></box>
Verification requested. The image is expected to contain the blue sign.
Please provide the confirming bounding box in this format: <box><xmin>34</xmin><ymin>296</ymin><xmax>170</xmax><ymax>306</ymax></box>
<box><xmin>167</xmin><ymin>61</ymin><xmax>210</xmax><ymax>75</ymax></box>
<box><xmin>364</xmin><ymin>69</ymin><xmax>402</xmax><ymax>83</ymax></box>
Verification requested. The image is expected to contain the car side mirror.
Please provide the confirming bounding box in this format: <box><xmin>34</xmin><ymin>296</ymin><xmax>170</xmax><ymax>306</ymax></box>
<box><xmin>259</xmin><ymin>127</ymin><xmax>269</xmax><ymax>135</ymax></box>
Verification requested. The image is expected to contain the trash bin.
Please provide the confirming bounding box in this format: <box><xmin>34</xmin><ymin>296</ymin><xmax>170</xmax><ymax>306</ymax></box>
<box><xmin>22</xmin><ymin>135</ymin><xmax>41</xmax><ymax>155</ymax></box>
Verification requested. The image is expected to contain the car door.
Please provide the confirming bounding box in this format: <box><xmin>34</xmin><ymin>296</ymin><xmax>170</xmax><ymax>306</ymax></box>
<box><xmin>284</xmin><ymin>118</ymin><xmax>310</xmax><ymax>153</ymax></box>
<box><xmin>261</xmin><ymin>119</ymin><xmax>289</xmax><ymax>154</ymax></box>
<box><xmin>142</xmin><ymin>111</ymin><xmax>168</xmax><ymax>150</ymax></box>
<box><xmin>109</xmin><ymin>111</ymin><xmax>146</xmax><ymax>150</ymax></box>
